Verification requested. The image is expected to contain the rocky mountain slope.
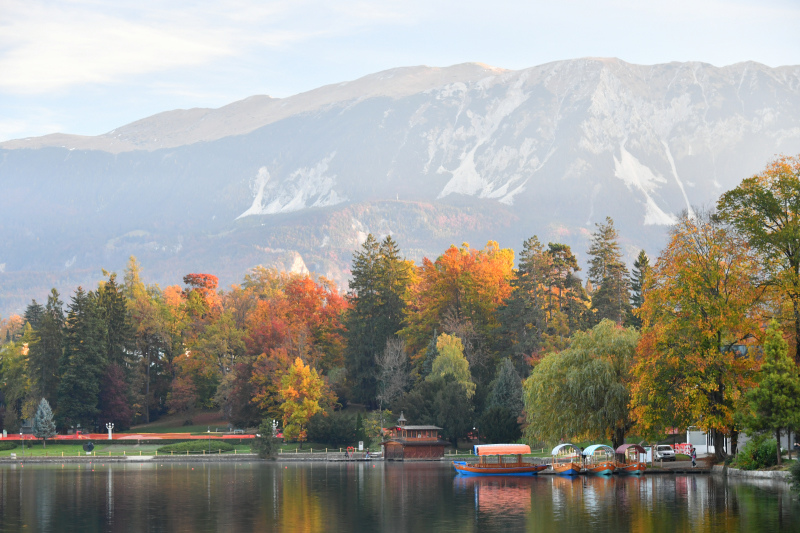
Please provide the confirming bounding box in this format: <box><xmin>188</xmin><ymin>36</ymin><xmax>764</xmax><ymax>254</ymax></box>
<box><xmin>1</xmin><ymin>58</ymin><xmax>799</xmax><ymax>314</ymax></box>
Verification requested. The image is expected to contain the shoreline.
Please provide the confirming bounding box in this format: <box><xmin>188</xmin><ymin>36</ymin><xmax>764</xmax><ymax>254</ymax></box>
<box><xmin>0</xmin><ymin>454</ymin><xmax>713</xmax><ymax>473</ymax></box>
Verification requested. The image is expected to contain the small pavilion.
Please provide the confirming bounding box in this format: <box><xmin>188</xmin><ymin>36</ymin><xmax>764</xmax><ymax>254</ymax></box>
<box><xmin>381</xmin><ymin>412</ymin><xmax>448</xmax><ymax>460</ymax></box>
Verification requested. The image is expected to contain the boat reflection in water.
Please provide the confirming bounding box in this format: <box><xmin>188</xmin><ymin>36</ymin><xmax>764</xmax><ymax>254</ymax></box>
<box><xmin>454</xmin><ymin>474</ymin><xmax>537</xmax><ymax>518</ymax></box>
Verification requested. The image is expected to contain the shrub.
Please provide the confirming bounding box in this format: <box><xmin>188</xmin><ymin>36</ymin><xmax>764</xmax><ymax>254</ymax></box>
<box><xmin>156</xmin><ymin>441</ymin><xmax>235</xmax><ymax>453</ymax></box>
<box><xmin>0</xmin><ymin>442</ymin><xmax>17</xmax><ymax>451</ymax></box>
<box><xmin>790</xmin><ymin>461</ymin><xmax>800</xmax><ymax>493</ymax></box>
<box><xmin>735</xmin><ymin>436</ymin><xmax>778</xmax><ymax>470</ymax></box>
<box><xmin>251</xmin><ymin>419</ymin><xmax>279</xmax><ymax>459</ymax></box>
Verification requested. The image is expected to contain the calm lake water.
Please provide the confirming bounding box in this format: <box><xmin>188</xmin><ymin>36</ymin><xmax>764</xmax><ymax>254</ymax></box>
<box><xmin>0</xmin><ymin>461</ymin><xmax>797</xmax><ymax>532</ymax></box>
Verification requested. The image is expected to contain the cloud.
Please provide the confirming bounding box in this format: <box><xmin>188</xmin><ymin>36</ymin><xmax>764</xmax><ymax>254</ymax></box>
<box><xmin>0</xmin><ymin>0</ymin><xmax>418</xmax><ymax>94</ymax></box>
<box><xmin>0</xmin><ymin>114</ymin><xmax>63</xmax><ymax>140</ymax></box>
<box><xmin>0</xmin><ymin>1</ymin><xmax>234</xmax><ymax>93</ymax></box>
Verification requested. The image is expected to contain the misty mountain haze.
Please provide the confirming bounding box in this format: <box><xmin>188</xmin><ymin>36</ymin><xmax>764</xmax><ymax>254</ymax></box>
<box><xmin>1</xmin><ymin>57</ymin><xmax>799</xmax><ymax>315</ymax></box>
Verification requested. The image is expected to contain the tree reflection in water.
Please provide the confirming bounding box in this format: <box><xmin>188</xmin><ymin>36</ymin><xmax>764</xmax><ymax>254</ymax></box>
<box><xmin>0</xmin><ymin>463</ymin><xmax>796</xmax><ymax>532</ymax></box>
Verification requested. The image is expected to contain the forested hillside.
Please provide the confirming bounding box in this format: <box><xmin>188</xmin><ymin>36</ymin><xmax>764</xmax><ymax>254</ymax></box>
<box><xmin>1</xmin><ymin>155</ymin><xmax>799</xmax><ymax>463</ymax></box>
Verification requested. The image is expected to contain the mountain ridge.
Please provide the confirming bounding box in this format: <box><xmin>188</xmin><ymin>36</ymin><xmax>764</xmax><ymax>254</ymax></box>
<box><xmin>1</xmin><ymin>57</ymin><xmax>799</xmax><ymax>315</ymax></box>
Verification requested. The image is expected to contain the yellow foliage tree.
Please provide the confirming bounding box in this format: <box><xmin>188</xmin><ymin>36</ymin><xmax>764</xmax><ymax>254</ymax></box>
<box><xmin>630</xmin><ymin>211</ymin><xmax>762</xmax><ymax>460</ymax></box>
<box><xmin>428</xmin><ymin>333</ymin><xmax>476</xmax><ymax>399</ymax></box>
<box><xmin>279</xmin><ymin>357</ymin><xmax>326</xmax><ymax>447</ymax></box>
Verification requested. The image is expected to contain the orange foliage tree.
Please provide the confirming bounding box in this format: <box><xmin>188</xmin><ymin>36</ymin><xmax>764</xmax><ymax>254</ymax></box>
<box><xmin>401</xmin><ymin>241</ymin><xmax>514</xmax><ymax>358</ymax></box>
<box><xmin>247</xmin><ymin>273</ymin><xmax>348</xmax><ymax>419</ymax></box>
<box><xmin>182</xmin><ymin>273</ymin><xmax>222</xmax><ymax>318</ymax></box>
<box><xmin>630</xmin><ymin>211</ymin><xmax>763</xmax><ymax>460</ymax></box>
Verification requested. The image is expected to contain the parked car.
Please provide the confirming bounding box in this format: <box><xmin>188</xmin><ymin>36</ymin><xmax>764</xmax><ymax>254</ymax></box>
<box><xmin>654</xmin><ymin>445</ymin><xmax>676</xmax><ymax>461</ymax></box>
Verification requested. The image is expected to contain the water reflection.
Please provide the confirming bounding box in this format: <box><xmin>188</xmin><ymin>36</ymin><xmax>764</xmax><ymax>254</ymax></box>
<box><xmin>0</xmin><ymin>462</ymin><xmax>796</xmax><ymax>532</ymax></box>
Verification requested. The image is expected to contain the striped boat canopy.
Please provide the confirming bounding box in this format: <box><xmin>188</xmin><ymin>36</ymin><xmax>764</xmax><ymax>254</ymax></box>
<box><xmin>473</xmin><ymin>444</ymin><xmax>531</xmax><ymax>456</ymax></box>
<box><xmin>582</xmin><ymin>444</ymin><xmax>615</xmax><ymax>456</ymax></box>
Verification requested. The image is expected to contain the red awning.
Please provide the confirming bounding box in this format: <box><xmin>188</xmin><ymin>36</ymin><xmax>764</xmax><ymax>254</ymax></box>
<box><xmin>474</xmin><ymin>444</ymin><xmax>531</xmax><ymax>456</ymax></box>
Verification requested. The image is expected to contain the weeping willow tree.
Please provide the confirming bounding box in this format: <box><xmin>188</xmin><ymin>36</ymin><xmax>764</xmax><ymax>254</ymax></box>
<box><xmin>524</xmin><ymin>319</ymin><xmax>638</xmax><ymax>450</ymax></box>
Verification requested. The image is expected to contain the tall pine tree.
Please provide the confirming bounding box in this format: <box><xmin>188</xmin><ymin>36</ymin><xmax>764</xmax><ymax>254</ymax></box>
<box><xmin>23</xmin><ymin>300</ymin><xmax>45</xmax><ymax>330</ymax></box>
<box><xmin>344</xmin><ymin>235</ymin><xmax>413</xmax><ymax>405</ymax></box>
<box><xmin>628</xmin><ymin>250</ymin><xmax>650</xmax><ymax>328</ymax></box>
<box><xmin>97</xmin><ymin>272</ymin><xmax>132</xmax><ymax>368</ymax></box>
<box><xmin>545</xmin><ymin>243</ymin><xmax>589</xmax><ymax>343</ymax></box>
<box><xmin>587</xmin><ymin>217</ymin><xmax>631</xmax><ymax>325</ymax></box>
<box><xmin>345</xmin><ymin>235</ymin><xmax>382</xmax><ymax>404</ymax></box>
<box><xmin>498</xmin><ymin>236</ymin><xmax>550</xmax><ymax>372</ymax></box>
<box><xmin>57</xmin><ymin>287</ymin><xmax>107</xmax><ymax>430</ymax></box>
<box><xmin>28</xmin><ymin>289</ymin><xmax>64</xmax><ymax>406</ymax></box>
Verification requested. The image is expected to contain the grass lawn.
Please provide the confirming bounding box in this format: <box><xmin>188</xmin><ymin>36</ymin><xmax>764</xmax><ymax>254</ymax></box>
<box><xmin>0</xmin><ymin>442</ymin><xmax>254</xmax><ymax>457</ymax></box>
<box><xmin>275</xmin><ymin>442</ymin><xmax>379</xmax><ymax>453</ymax></box>
<box><xmin>122</xmin><ymin>410</ymin><xmax>233</xmax><ymax>435</ymax></box>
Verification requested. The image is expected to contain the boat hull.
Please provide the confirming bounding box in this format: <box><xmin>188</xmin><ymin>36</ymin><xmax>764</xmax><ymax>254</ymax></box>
<box><xmin>617</xmin><ymin>462</ymin><xmax>646</xmax><ymax>475</ymax></box>
<box><xmin>585</xmin><ymin>462</ymin><xmax>616</xmax><ymax>476</ymax></box>
<box><xmin>452</xmin><ymin>461</ymin><xmax>548</xmax><ymax>476</ymax></box>
<box><xmin>552</xmin><ymin>462</ymin><xmax>583</xmax><ymax>476</ymax></box>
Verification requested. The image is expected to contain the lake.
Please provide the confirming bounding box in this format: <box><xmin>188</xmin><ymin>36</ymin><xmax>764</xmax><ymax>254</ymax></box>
<box><xmin>0</xmin><ymin>461</ymin><xmax>796</xmax><ymax>532</ymax></box>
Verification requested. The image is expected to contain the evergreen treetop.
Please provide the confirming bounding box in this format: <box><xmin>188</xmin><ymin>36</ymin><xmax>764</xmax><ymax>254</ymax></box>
<box><xmin>587</xmin><ymin>217</ymin><xmax>631</xmax><ymax>325</ymax></box>
<box><xmin>32</xmin><ymin>397</ymin><xmax>57</xmax><ymax>446</ymax></box>
<box><xmin>743</xmin><ymin>320</ymin><xmax>800</xmax><ymax>466</ymax></box>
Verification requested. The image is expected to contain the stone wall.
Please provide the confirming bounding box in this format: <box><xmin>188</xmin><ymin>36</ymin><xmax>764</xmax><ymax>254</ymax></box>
<box><xmin>712</xmin><ymin>464</ymin><xmax>791</xmax><ymax>482</ymax></box>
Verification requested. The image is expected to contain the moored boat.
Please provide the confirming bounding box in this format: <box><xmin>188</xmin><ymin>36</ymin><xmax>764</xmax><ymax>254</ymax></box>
<box><xmin>617</xmin><ymin>462</ymin><xmax>647</xmax><ymax>475</ymax></box>
<box><xmin>615</xmin><ymin>444</ymin><xmax>647</xmax><ymax>475</ymax></box>
<box><xmin>551</xmin><ymin>444</ymin><xmax>583</xmax><ymax>475</ymax></box>
<box><xmin>582</xmin><ymin>444</ymin><xmax>617</xmax><ymax>476</ymax></box>
<box><xmin>452</xmin><ymin>444</ymin><xmax>547</xmax><ymax>476</ymax></box>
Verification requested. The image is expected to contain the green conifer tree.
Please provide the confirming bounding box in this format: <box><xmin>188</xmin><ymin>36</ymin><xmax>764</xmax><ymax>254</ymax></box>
<box><xmin>628</xmin><ymin>250</ymin><xmax>650</xmax><ymax>328</ymax></box>
<box><xmin>498</xmin><ymin>236</ymin><xmax>549</xmax><ymax>372</ymax></box>
<box><xmin>28</xmin><ymin>289</ymin><xmax>64</xmax><ymax>406</ymax></box>
<box><xmin>32</xmin><ymin>398</ymin><xmax>57</xmax><ymax>447</ymax></box>
<box><xmin>345</xmin><ymin>234</ymin><xmax>413</xmax><ymax>405</ymax></box>
<box><xmin>743</xmin><ymin>321</ymin><xmax>800</xmax><ymax>466</ymax></box>
<box><xmin>97</xmin><ymin>272</ymin><xmax>132</xmax><ymax>368</ymax></box>
<box><xmin>485</xmin><ymin>358</ymin><xmax>524</xmax><ymax>417</ymax></box>
<box><xmin>57</xmin><ymin>287</ymin><xmax>107</xmax><ymax>430</ymax></box>
<box><xmin>420</xmin><ymin>330</ymin><xmax>438</xmax><ymax>379</ymax></box>
<box><xmin>23</xmin><ymin>300</ymin><xmax>45</xmax><ymax>330</ymax></box>
<box><xmin>587</xmin><ymin>217</ymin><xmax>631</xmax><ymax>325</ymax></box>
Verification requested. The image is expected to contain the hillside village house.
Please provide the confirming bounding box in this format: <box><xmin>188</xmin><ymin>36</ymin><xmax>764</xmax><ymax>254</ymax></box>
<box><xmin>381</xmin><ymin>412</ymin><xmax>448</xmax><ymax>460</ymax></box>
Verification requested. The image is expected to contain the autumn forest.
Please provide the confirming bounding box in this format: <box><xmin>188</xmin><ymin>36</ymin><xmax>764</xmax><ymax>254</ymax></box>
<box><xmin>2</xmin><ymin>155</ymin><xmax>800</xmax><ymax>461</ymax></box>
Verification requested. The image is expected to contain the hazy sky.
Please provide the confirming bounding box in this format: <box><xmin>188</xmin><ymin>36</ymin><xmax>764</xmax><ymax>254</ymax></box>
<box><xmin>1</xmin><ymin>0</ymin><xmax>798</xmax><ymax>142</ymax></box>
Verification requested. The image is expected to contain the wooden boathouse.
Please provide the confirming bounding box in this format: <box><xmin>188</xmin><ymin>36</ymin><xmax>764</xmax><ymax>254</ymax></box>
<box><xmin>381</xmin><ymin>412</ymin><xmax>448</xmax><ymax>461</ymax></box>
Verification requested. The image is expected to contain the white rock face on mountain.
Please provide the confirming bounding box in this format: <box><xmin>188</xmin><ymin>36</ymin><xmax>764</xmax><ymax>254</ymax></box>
<box><xmin>1</xmin><ymin>58</ymin><xmax>799</xmax><ymax>313</ymax></box>
<box><xmin>237</xmin><ymin>154</ymin><xmax>346</xmax><ymax>217</ymax></box>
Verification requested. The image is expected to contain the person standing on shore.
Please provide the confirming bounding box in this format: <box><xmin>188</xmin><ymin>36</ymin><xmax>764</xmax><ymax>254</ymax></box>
<box><xmin>691</xmin><ymin>447</ymin><xmax>697</xmax><ymax>468</ymax></box>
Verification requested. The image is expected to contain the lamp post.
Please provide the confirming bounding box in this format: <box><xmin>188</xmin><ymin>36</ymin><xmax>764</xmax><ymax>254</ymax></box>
<box><xmin>106</xmin><ymin>422</ymin><xmax>114</xmax><ymax>440</ymax></box>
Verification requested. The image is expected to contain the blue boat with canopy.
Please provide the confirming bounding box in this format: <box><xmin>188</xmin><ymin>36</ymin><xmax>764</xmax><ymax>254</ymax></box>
<box><xmin>551</xmin><ymin>443</ymin><xmax>583</xmax><ymax>475</ymax></box>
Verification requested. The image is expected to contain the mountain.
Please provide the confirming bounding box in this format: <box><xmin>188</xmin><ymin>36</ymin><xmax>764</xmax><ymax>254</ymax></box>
<box><xmin>2</xmin><ymin>58</ymin><xmax>799</xmax><ymax>315</ymax></box>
